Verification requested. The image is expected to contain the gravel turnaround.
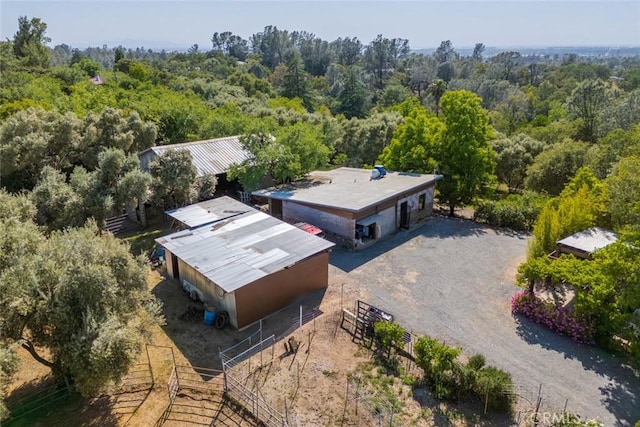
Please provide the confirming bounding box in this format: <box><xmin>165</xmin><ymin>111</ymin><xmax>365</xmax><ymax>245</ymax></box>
<box><xmin>329</xmin><ymin>216</ymin><xmax>640</xmax><ymax>426</ymax></box>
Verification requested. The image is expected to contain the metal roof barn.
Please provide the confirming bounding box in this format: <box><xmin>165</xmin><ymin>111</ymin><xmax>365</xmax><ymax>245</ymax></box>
<box><xmin>139</xmin><ymin>136</ymin><xmax>249</xmax><ymax>176</ymax></box>
<box><xmin>157</xmin><ymin>197</ymin><xmax>334</xmax><ymax>294</ymax></box>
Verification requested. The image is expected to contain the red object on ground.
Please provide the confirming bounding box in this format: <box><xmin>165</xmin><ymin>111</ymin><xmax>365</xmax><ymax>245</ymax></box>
<box><xmin>294</xmin><ymin>222</ymin><xmax>325</xmax><ymax>237</ymax></box>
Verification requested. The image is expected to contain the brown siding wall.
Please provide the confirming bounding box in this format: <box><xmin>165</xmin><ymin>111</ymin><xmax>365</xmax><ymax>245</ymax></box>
<box><xmin>233</xmin><ymin>251</ymin><xmax>330</xmax><ymax>328</ymax></box>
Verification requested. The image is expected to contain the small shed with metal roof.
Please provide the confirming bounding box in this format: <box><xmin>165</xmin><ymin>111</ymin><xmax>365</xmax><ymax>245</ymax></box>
<box><xmin>253</xmin><ymin>167</ymin><xmax>443</xmax><ymax>248</ymax></box>
<box><xmin>554</xmin><ymin>227</ymin><xmax>619</xmax><ymax>259</ymax></box>
<box><xmin>156</xmin><ymin>196</ymin><xmax>334</xmax><ymax>329</ymax></box>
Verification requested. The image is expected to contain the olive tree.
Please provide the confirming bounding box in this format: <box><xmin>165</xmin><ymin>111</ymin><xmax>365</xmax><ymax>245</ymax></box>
<box><xmin>0</xmin><ymin>198</ymin><xmax>163</xmax><ymax>398</ymax></box>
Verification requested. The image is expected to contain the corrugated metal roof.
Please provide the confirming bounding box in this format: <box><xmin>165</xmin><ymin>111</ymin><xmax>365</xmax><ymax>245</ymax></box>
<box><xmin>156</xmin><ymin>197</ymin><xmax>334</xmax><ymax>293</ymax></box>
<box><xmin>252</xmin><ymin>167</ymin><xmax>443</xmax><ymax>213</ymax></box>
<box><xmin>139</xmin><ymin>136</ymin><xmax>250</xmax><ymax>176</ymax></box>
<box><xmin>166</xmin><ymin>196</ymin><xmax>250</xmax><ymax>228</ymax></box>
<box><xmin>557</xmin><ymin>227</ymin><xmax>618</xmax><ymax>254</ymax></box>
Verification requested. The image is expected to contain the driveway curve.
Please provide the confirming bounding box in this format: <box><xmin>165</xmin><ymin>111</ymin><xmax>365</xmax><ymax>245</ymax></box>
<box><xmin>329</xmin><ymin>216</ymin><xmax>640</xmax><ymax>426</ymax></box>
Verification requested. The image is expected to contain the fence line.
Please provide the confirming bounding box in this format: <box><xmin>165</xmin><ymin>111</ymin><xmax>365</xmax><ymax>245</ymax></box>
<box><xmin>225</xmin><ymin>373</ymin><xmax>287</xmax><ymax>427</ymax></box>
<box><xmin>220</xmin><ymin>328</ymin><xmax>262</xmax><ymax>365</ymax></box>
<box><xmin>5</xmin><ymin>377</ymin><xmax>72</xmax><ymax>422</ymax></box>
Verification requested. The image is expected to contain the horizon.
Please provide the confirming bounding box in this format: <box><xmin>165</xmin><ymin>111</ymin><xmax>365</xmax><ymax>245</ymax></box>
<box><xmin>1</xmin><ymin>1</ymin><xmax>639</xmax><ymax>51</ymax></box>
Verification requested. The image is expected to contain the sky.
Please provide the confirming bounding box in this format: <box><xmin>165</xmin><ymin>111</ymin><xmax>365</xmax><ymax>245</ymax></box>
<box><xmin>1</xmin><ymin>1</ymin><xmax>639</xmax><ymax>50</ymax></box>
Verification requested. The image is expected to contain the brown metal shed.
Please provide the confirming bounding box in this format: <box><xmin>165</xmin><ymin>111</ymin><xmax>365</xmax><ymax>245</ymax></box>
<box><xmin>157</xmin><ymin>197</ymin><xmax>334</xmax><ymax>329</ymax></box>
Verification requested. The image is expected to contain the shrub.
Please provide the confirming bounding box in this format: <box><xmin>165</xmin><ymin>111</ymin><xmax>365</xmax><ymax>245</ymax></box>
<box><xmin>467</xmin><ymin>354</ymin><xmax>486</xmax><ymax>371</ymax></box>
<box><xmin>473</xmin><ymin>192</ymin><xmax>546</xmax><ymax>231</ymax></box>
<box><xmin>374</xmin><ymin>321</ymin><xmax>405</xmax><ymax>354</ymax></box>
<box><xmin>511</xmin><ymin>291</ymin><xmax>595</xmax><ymax>344</ymax></box>
<box><xmin>414</xmin><ymin>336</ymin><xmax>514</xmax><ymax>411</ymax></box>
<box><xmin>473</xmin><ymin>366</ymin><xmax>515</xmax><ymax>412</ymax></box>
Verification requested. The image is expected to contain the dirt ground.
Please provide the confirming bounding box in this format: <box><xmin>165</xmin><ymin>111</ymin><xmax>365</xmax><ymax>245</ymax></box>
<box><xmin>5</xmin><ymin>262</ymin><xmax>506</xmax><ymax>427</ymax></box>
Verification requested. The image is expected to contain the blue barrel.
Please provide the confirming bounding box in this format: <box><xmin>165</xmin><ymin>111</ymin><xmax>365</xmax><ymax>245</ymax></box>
<box><xmin>204</xmin><ymin>310</ymin><xmax>216</xmax><ymax>326</ymax></box>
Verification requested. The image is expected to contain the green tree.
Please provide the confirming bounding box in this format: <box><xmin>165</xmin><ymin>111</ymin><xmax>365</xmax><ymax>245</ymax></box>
<box><xmin>491</xmin><ymin>51</ymin><xmax>521</xmax><ymax>82</ymax></box>
<box><xmin>149</xmin><ymin>149</ymin><xmax>198</xmax><ymax>209</ymax></box>
<box><xmin>433</xmin><ymin>40</ymin><xmax>457</xmax><ymax>64</ymax></box>
<box><xmin>280</xmin><ymin>52</ymin><xmax>312</xmax><ymax>109</ymax></box>
<box><xmin>378</xmin><ymin>104</ymin><xmax>442</xmax><ymax>173</ymax></box>
<box><xmin>0</xmin><ymin>108</ymin><xmax>82</xmax><ymax>191</ymax></box>
<box><xmin>31</xmin><ymin>166</ymin><xmax>84</xmax><ymax>230</ymax></box>
<box><xmin>230</xmin><ymin>123</ymin><xmax>330</xmax><ymax>192</ymax></box>
<box><xmin>471</xmin><ymin>43</ymin><xmax>485</xmax><ymax>61</ymax></box>
<box><xmin>428</xmin><ymin>79</ymin><xmax>447</xmax><ymax>116</ymax></box>
<box><xmin>0</xmin><ymin>214</ymin><xmax>162</xmax><ymax>397</ymax></box>
<box><xmin>528</xmin><ymin>168</ymin><xmax>607</xmax><ymax>258</ymax></box>
<box><xmin>212</xmin><ymin>31</ymin><xmax>249</xmax><ymax>61</ymax></box>
<box><xmin>196</xmin><ymin>173</ymin><xmax>218</xmax><ymax>202</ymax></box>
<box><xmin>414</xmin><ymin>335</ymin><xmax>461</xmax><ymax>400</ymax></box>
<box><xmin>12</xmin><ymin>16</ymin><xmax>51</xmax><ymax>67</ymax></box>
<box><xmin>492</xmin><ymin>133</ymin><xmax>546</xmax><ymax>191</ymax></box>
<box><xmin>437</xmin><ymin>90</ymin><xmax>496</xmax><ymax>216</ymax></box>
<box><xmin>336</xmin><ymin>65</ymin><xmax>370</xmax><ymax>119</ymax></box>
<box><xmin>605</xmin><ymin>156</ymin><xmax>640</xmax><ymax>230</ymax></box>
<box><xmin>524</xmin><ymin>139</ymin><xmax>588</xmax><ymax>195</ymax></box>
<box><xmin>491</xmin><ymin>87</ymin><xmax>531</xmax><ymax>134</ymax></box>
<box><xmin>405</xmin><ymin>54</ymin><xmax>437</xmax><ymax>97</ymax></box>
<box><xmin>566</xmin><ymin>79</ymin><xmax>609</xmax><ymax>143</ymax></box>
<box><xmin>250</xmin><ymin>26</ymin><xmax>293</xmax><ymax>70</ymax></box>
<box><xmin>363</xmin><ymin>34</ymin><xmax>410</xmax><ymax>90</ymax></box>
<box><xmin>337</xmin><ymin>111</ymin><xmax>402</xmax><ymax>167</ymax></box>
<box><xmin>330</xmin><ymin>36</ymin><xmax>362</xmax><ymax>66</ymax></box>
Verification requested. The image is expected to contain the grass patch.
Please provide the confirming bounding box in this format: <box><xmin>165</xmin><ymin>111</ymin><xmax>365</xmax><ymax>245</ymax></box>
<box><xmin>123</xmin><ymin>215</ymin><xmax>173</xmax><ymax>256</ymax></box>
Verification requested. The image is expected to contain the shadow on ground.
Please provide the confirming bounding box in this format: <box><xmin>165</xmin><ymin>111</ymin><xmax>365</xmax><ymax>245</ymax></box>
<box><xmin>5</xmin><ymin>382</ymin><xmax>120</xmax><ymax>427</ymax></box>
<box><xmin>156</xmin><ymin>389</ymin><xmax>259</xmax><ymax>426</ymax></box>
<box><xmin>514</xmin><ymin>315</ymin><xmax>640</xmax><ymax>425</ymax></box>
<box><xmin>330</xmin><ymin>215</ymin><xmax>525</xmax><ymax>273</ymax></box>
<box><xmin>152</xmin><ymin>276</ymin><xmax>327</xmax><ymax>372</ymax></box>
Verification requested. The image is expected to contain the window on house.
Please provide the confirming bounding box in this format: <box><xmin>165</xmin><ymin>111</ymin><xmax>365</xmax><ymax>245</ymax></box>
<box><xmin>418</xmin><ymin>194</ymin><xmax>426</xmax><ymax>210</ymax></box>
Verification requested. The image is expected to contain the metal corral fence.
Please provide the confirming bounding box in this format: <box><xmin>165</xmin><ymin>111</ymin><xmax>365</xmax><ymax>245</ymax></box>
<box><xmin>6</xmin><ymin>347</ymin><xmax>154</xmax><ymax>424</ymax></box>
<box><xmin>4</xmin><ymin>377</ymin><xmax>72</xmax><ymax>423</ymax></box>
<box><xmin>217</xmin><ymin>304</ymin><xmax>342</xmax><ymax>427</ymax></box>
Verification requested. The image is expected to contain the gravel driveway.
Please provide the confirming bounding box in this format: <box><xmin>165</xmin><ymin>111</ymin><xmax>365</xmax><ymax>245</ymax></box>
<box><xmin>329</xmin><ymin>216</ymin><xmax>640</xmax><ymax>426</ymax></box>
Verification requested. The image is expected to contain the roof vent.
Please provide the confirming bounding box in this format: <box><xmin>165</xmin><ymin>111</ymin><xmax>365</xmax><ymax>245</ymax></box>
<box><xmin>370</xmin><ymin>169</ymin><xmax>381</xmax><ymax>180</ymax></box>
<box><xmin>374</xmin><ymin>165</ymin><xmax>387</xmax><ymax>177</ymax></box>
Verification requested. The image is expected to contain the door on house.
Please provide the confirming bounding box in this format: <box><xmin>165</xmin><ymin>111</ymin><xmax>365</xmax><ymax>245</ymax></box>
<box><xmin>400</xmin><ymin>201</ymin><xmax>410</xmax><ymax>229</ymax></box>
<box><xmin>271</xmin><ymin>199</ymin><xmax>283</xmax><ymax>218</ymax></box>
<box><xmin>171</xmin><ymin>254</ymin><xmax>180</xmax><ymax>279</ymax></box>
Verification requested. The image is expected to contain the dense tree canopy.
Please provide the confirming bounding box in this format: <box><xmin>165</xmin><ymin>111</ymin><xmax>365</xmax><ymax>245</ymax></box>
<box><xmin>0</xmin><ymin>192</ymin><xmax>163</xmax><ymax>397</ymax></box>
<box><xmin>437</xmin><ymin>90</ymin><xmax>496</xmax><ymax>216</ymax></box>
<box><xmin>2</xmin><ymin>13</ymin><xmax>640</xmax><ymax>414</ymax></box>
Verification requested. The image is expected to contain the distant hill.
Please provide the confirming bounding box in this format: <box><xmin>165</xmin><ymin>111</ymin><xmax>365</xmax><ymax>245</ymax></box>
<box><xmin>413</xmin><ymin>46</ymin><xmax>640</xmax><ymax>58</ymax></box>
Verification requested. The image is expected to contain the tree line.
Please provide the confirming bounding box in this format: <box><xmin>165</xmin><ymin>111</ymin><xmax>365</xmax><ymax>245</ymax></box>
<box><xmin>1</xmin><ymin>15</ymin><xmax>640</xmax><ymax>416</ymax></box>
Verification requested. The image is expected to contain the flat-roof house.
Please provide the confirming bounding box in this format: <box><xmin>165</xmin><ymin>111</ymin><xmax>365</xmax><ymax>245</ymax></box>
<box><xmin>253</xmin><ymin>167</ymin><xmax>443</xmax><ymax>248</ymax></box>
<box><xmin>553</xmin><ymin>227</ymin><xmax>619</xmax><ymax>259</ymax></box>
<box><xmin>156</xmin><ymin>196</ymin><xmax>334</xmax><ymax>329</ymax></box>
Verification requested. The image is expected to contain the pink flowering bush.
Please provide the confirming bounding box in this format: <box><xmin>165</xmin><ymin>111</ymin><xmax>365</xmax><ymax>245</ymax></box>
<box><xmin>511</xmin><ymin>291</ymin><xmax>595</xmax><ymax>344</ymax></box>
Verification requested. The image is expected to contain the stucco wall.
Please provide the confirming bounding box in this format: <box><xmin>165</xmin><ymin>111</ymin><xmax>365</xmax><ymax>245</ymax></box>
<box><xmin>233</xmin><ymin>251</ymin><xmax>330</xmax><ymax>329</ymax></box>
<box><xmin>356</xmin><ymin>205</ymin><xmax>396</xmax><ymax>239</ymax></box>
<box><xmin>396</xmin><ymin>187</ymin><xmax>434</xmax><ymax>228</ymax></box>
